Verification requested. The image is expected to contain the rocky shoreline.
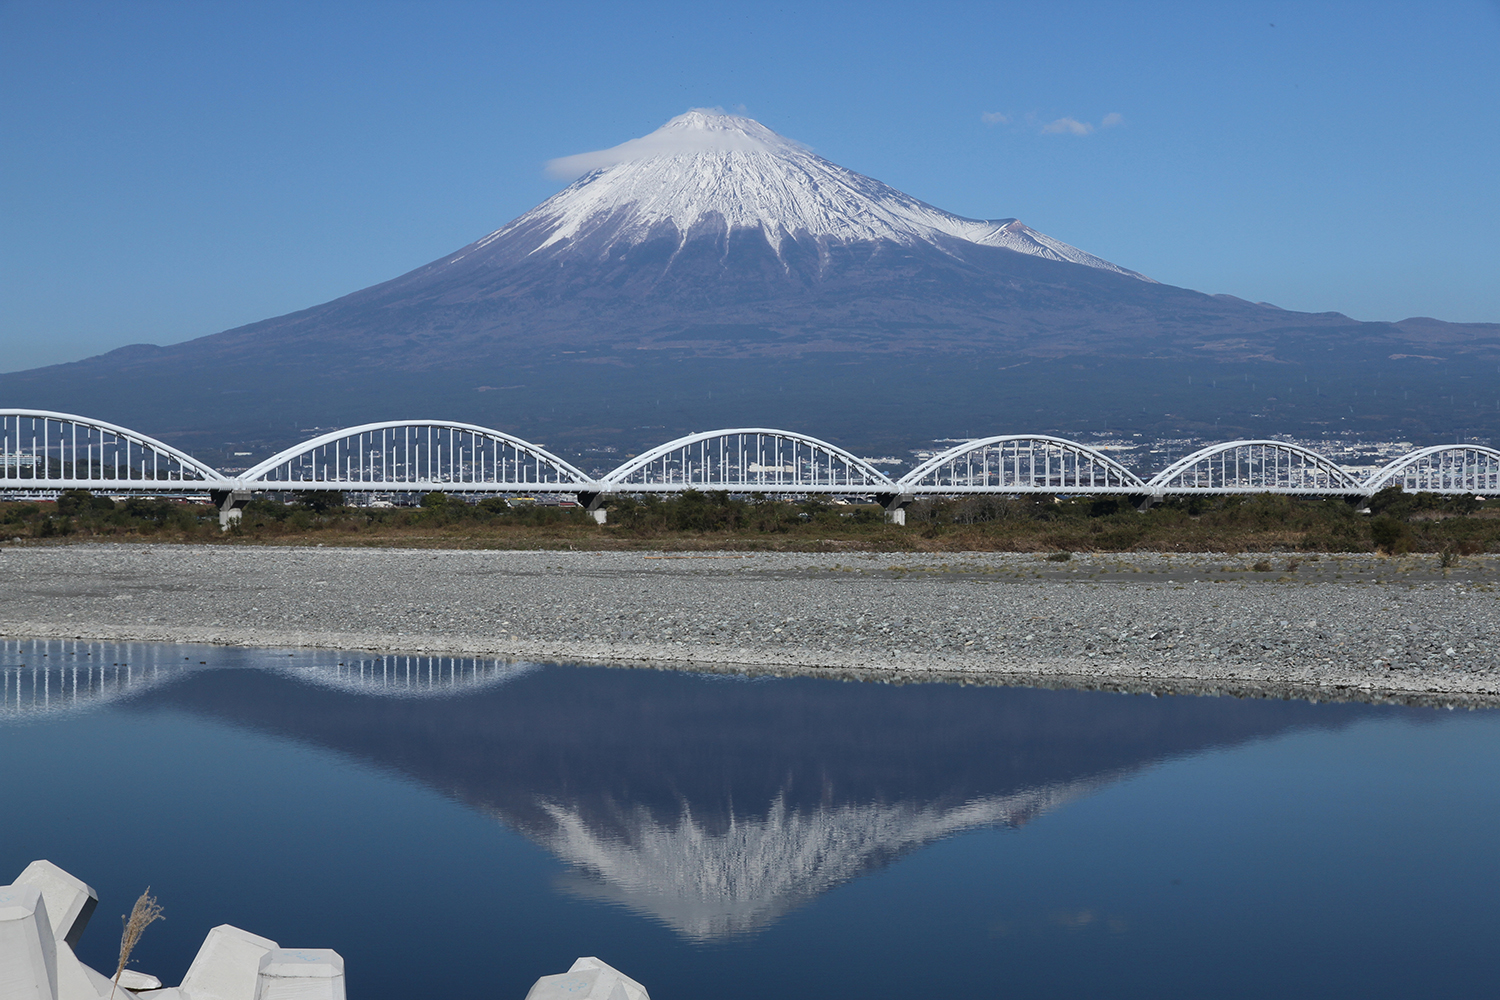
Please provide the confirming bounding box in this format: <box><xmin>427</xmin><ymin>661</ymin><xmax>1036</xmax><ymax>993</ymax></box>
<box><xmin>2</xmin><ymin>544</ymin><xmax>1497</xmax><ymax>708</ymax></box>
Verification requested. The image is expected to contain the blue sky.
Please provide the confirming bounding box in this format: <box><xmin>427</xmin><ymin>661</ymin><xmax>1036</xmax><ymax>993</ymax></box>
<box><xmin>3</xmin><ymin>1</ymin><xmax>1498</xmax><ymax>372</ymax></box>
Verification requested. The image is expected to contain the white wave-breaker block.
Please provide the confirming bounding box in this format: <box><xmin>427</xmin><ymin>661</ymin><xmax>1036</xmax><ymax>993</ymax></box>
<box><xmin>0</xmin><ymin>883</ymin><xmax>58</xmax><ymax>1000</ymax></box>
<box><xmin>52</xmin><ymin>938</ymin><xmax>120</xmax><ymax>1000</ymax></box>
<box><xmin>116</xmin><ymin>970</ymin><xmax>162</xmax><ymax>990</ymax></box>
<box><xmin>13</xmin><ymin>863</ymin><xmax>97</xmax><ymax>951</ymax></box>
<box><xmin>253</xmin><ymin>949</ymin><xmax>345</xmax><ymax>1000</ymax></box>
<box><xmin>178</xmin><ymin>924</ymin><xmax>280</xmax><ymax>1000</ymax></box>
<box><xmin>525</xmin><ymin>957</ymin><xmax>650</xmax><ymax>1000</ymax></box>
<box><xmin>52</xmin><ymin>941</ymin><xmax>163</xmax><ymax>1000</ymax></box>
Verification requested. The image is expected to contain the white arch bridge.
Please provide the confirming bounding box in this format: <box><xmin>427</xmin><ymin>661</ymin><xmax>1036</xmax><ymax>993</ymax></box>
<box><xmin>2</xmin><ymin>410</ymin><xmax>1496</xmax><ymax>527</ymax></box>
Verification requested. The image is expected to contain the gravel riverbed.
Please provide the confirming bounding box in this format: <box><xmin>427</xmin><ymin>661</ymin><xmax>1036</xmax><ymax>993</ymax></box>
<box><xmin>3</xmin><ymin>544</ymin><xmax>1498</xmax><ymax>706</ymax></box>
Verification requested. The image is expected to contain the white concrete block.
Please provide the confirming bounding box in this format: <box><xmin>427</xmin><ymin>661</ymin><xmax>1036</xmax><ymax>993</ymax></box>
<box><xmin>129</xmin><ymin>990</ymin><xmax>185</xmax><ymax>1000</ymax></box>
<box><xmin>0</xmin><ymin>883</ymin><xmax>58</xmax><ymax>1000</ymax></box>
<box><xmin>253</xmin><ymin>950</ymin><xmax>344</xmax><ymax>1000</ymax></box>
<box><xmin>55</xmin><ymin>951</ymin><xmax>161</xmax><ymax>1000</ymax></box>
<box><xmin>51</xmin><ymin>940</ymin><xmax>115</xmax><ymax>1000</ymax></box>
<box><xmin>13</xmin><ymin>863</ymin><xmax>97</xmax><ymax>949</ymax></box>
<box><xmin>116</xmin><ymin>970</ymin><xmax>162</xmax><ymax>991</ymax></box>
<box><xmin>178</xmin><ymin>925</ymin><xmax>279</xmax><ymax>1000</ymax></box>
<box><xmin>524</xmin><ymin>957</ymin><xmax>650</xmax><ymax>1000</ymax></box>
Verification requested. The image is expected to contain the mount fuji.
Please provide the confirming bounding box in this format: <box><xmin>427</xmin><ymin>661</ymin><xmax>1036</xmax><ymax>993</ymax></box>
<box><xmin>4</xmin><ymin>110</ymin><xmax>1496</xmax><ymax>459</ymax></box>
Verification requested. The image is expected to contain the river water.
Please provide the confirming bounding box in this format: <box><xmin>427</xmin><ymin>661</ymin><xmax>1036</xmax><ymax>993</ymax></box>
<box><xmin>3</xmin><ymin>639</ymin><xmax>1498</xmax><ymax>999</ymax></box>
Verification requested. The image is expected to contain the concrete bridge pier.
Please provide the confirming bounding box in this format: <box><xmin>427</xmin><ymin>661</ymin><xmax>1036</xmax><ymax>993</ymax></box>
<box><xmin>875</xmin><ymin>493</ymin><xmax>914</xmax><ymax>526</ymax></box>
<box><xmin>211</xmin><ymin>489</ymin><xmax>253</xmax><ymax>531</ymax></box>
<box><xmin>577</xmin><ymin>491</ymin><xmax>608</xmax><ymax>524</ymax></box>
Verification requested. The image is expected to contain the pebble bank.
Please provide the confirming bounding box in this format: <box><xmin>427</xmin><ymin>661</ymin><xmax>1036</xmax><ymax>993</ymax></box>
<box><xmin>2</xmin><ymin>544</ymin><xmax>1497</xmax><ymax>707</ymax></box>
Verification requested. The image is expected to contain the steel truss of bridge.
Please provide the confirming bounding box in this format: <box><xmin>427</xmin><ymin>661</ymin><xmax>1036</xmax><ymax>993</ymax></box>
<box><xmin>2</xmin><ymin>409</ymin><xmax>1497</xmax><ymax>527</ymax></box>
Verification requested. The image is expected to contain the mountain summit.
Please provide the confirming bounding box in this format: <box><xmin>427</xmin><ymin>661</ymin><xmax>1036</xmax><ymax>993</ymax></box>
<box><xmin>470</xmin><ymin>109</ymin><xmax>1149</xmax><ymax>279</ymax></box>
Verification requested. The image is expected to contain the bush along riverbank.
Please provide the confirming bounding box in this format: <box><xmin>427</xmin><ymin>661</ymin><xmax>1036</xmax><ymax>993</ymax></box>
<box><xmin>0</xmin><ymin>486</ymin><xmax>1496</xmax><ymax>554</ymax></box>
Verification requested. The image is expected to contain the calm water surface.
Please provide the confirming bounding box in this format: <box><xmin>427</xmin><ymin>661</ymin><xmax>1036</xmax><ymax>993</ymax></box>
<box><xmin>3</xmin><ymin>640</ymin><xmax>1498</xmax><ymax>999</ymax></box>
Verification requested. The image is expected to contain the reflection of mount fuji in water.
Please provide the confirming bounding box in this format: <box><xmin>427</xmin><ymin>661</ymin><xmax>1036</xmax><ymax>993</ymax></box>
<box><xmin>107</xmin><ymin>660</ymin><xmax>1392</xmax><ymax>941</ymax></box>
<box><xmin>535</xmin><ymin>777</ymin><xmax>1106</xmax><ymax>940</ymax></box>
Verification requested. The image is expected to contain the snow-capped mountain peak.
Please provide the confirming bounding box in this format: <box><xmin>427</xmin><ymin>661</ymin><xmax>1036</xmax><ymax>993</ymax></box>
<box><xmin>459</xmin><ymin>110</ymin><xmax>1149</xmax><ymax>280</ymax></box>
<box><xmin>545</xmin><ymin>109</ymin><xmax>803</xmax><ymax>178</ymax></box>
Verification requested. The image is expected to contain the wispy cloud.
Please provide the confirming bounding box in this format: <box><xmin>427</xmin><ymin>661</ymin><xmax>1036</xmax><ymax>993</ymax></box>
<box><xmin>1030</xmin><ymin>112</ymin><xmax>1124</xmax><ymax>136</ymax></box>
<box><xmin>1042</xmin><ymin>117</ymin><xmax>1094</xmax><ymax>136</ymax></box>
<box><xmin>985</xmin><ymin>110</ymin><xmax>1123</xmax><ymax>136</ymax></box>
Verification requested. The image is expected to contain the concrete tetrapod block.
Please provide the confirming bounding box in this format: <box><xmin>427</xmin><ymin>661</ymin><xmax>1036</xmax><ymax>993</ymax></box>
<box><xmin>51</xmin><ymin>941</ymin><xmax>161</xmax><ymax>1000</ymax></box>
<box><xmin>178</xmin><ymin>925</ymin><xmax>280</xmax><ymax>1000</ymax></box>
<box><xmin>0</xmin><ymin>884</ymin><xmax>57</xmax><ymax>1000</ymax></box>
<box><xmin>13</xmin><ymin>864</ymin><xmax>97</xmax><ymax>951</ymax></box>
<box><xmin>524</xmin><ymin>957</ymin><xmax>650</xmax><ymax>1000</ymax></box>
<box><xmin>252</xmin><ymin>950</ymin><xmax>344</xmax><ymax>1000</ymax></box>
<box><xmin>50</xmin><ymin>940</ymin><xmax>118</xmax><ymax>1000</ymax></box>
<box><xmin>115</xmin><ymin>971</ymin><xmax>162</xmax><ymax>991</ymax></box>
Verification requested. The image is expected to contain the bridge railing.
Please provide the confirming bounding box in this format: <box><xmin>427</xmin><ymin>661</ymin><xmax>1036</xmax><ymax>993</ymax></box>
<box><xmin>599</xmin><ymin>429</ymin><xmax>898</xmax><ymax>494</ymax></box>
<box><xmin>237</xmin><ymin>420</ymin><xmax>591</xmax><ymax>492</ymax></box>
<box><xmin>1146</xmin><ymin>440</ymin><xmax>1365</xmax><ymax>495</ymax></box>
<box><xmin>0</xmin><ymin>410</ymin><xmax>226</xmax><ymax>491</ymax></box>
<box><xmin>1363</xmin><ymin>445</ymin><xmax>1500</xmax><ymax>495</ymax></box>
<box><xmin>899</xmin><ymin>435</ymin><xmax>1148</xmax><ymax>495</ymax></box>
<box><xmin>3</xmin><ymin>410</ymin><xmax>1498</xmax><ymax>501</ymax></box>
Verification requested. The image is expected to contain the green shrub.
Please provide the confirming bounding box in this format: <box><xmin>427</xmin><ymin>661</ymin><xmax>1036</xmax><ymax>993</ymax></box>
<box><xmin>297</xmin><ymin>490</ymin><xmax>344</xmax><ymax>513</ymax></box>
<box><xmin>1369</xmin><ymin>514</ymin><xmax>1414</xmax><ymax>554</ymax></box>
<box><xmin>56</xmin><ymin>490</ymin><xmax>114</xmax><ymax>516</ymax></box>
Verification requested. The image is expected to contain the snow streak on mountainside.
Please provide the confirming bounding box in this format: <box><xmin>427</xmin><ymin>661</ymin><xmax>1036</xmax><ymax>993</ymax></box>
<box><xmin>449</xmin><ymin>110</ymin><xmax>1150</xmax><ymax>280</ymax></box>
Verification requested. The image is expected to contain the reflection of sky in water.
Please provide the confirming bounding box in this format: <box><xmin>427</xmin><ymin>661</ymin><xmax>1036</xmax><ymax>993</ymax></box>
<box><xmin>3</xmin><ymin>640</ymin><xmax>1499</xmax><ymax>1000</ymax></box>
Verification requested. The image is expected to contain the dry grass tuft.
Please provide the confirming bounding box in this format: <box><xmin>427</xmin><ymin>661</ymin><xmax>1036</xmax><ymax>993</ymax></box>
<box><xmin>111</xmin><ymin>888</ymin><xmax>164</xmax><ymax>998</ymax></box>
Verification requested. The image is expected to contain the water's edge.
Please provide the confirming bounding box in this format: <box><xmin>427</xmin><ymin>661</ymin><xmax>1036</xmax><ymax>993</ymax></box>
<box><xmin>4</xmin><ymin>622</ymin><xmax>1496</xmax><ymax>710</ymax></box>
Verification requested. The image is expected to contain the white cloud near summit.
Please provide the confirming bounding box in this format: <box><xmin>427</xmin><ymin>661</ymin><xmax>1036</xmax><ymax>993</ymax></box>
<box><xmin>1038</xmin><ymin>112</ymin><xmax>1124</xmax><ymax>136</ymax></box>
<box><xmin>984</xmin><ymin>110</ymin><xmax>1123</xmax><ymax>135</ymax></box>
<box><xmin>1042</xmin><ymin>117</ymin><xmax>1094</xmax><ymax>135</ymax></box>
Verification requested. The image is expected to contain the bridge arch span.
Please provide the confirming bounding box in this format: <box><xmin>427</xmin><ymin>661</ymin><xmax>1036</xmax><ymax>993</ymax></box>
<box><xmin>600</xmin><ymin>428</ymin><xmax>897</xmax><ymax>494</ymax></box>
<box><xmin>898</xmin><ymin>435</ymin><xmax>1147</xmax><ymax>494</ymax></box>
<box><xmin>1363</xmin><ymin>445</ymin><xmax>1500</xmax><ymax>495</ymax></box>
<box><xmin>239</xmin><ymin>420</ymin><xmax>590</xmax><ymax>491</ymax></box>
<box><xmin>0</xmin><ymin>409</ymin><xmax>226</xmax><ymax>490</ymax></box>
<box><xmin>1147</xmin><ymin>440</ymin><xmax>1362</xmax><ymax>494</ymax></box>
